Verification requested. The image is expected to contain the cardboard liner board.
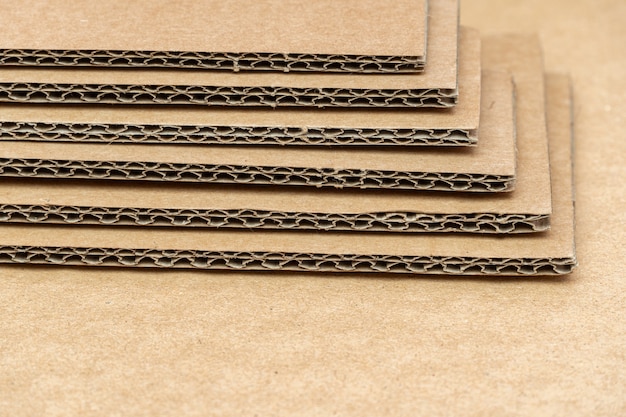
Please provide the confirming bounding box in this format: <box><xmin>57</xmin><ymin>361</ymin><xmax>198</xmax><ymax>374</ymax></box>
<box><xmin>0</xmin><ymin>69</ymin><xmax>512</xmax><ymax>193</ymax></box>
<box><xmin>0</xmin><ymin>0</ymin><xmax>428</xmax><ymax>73</ymax></box>
<box><xmin>0</xmin><ymin>73</ymin><xmax>577</xmax><ymax>275</ymax></box>
<box><xmin>0</xmin><ymin>28</ymin><xmax>479</xmax><ymax>147</ymax></box>
<box><xmin>0</xmin><ymin>0</ymin><xmax>458</xmax><ymax>108</ymax></box>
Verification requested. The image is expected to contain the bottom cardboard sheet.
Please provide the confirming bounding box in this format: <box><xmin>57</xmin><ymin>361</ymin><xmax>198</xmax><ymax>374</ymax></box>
<box><xmin>0</xmin><ymin>74</ymin><xmax>576</xmax><ymax>276</ymax></box>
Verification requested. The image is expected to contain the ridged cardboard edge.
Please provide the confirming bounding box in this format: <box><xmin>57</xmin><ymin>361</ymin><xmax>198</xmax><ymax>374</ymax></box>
<box><xmin>0</xmin><ymin>246</ymin><xmax>576</xmax><ymax>276</ymax></box>
<box><xmin>0</xmin><ymin>50</ymin><xmax>426</xmax><ymax>74</ymax></box>
<box><xmin>0</xmin><ymin>159</ymin><xmax>514</xmax><ymax>192</ymax></box>
<box><xmin>0</xmin><ymin>205</ymin><xmax>549</xmax><ymax>234</ymax></box>
<box><xmin>0</xmin><ymin>122</ymin><xmax>476</xmax><ymax>147</ymax></box>
<box><xmin>0</xmin><ymin>84</ymin><xmax>456</xmax><ymax>108</ymax></box>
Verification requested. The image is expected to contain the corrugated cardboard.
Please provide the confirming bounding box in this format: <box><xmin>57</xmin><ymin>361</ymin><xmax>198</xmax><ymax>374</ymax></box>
<box><xmin>0</xmin><ymin>0</ymin><xmax>458</xmax><ymax>108</ymax></box>
<box><xmin>0</xmin><ymin>57</ymin><xmax>547</xmax><ymax>234</ymax></box>
<box><xmin>0</xmin><ymin>73</ymin><xmax>576</xmax><ymax>276</ymax></box>
<box><xmin>0</xmin><ymin>72</ymin><xmax>510</xmax><ymax>193</ymax></box>
<box><xmin>1</xmin><ymin>2</ymin><xmax>622</xmax><ymax>414</ymax></box>
<box><xmin>0</xmin><ymin>35</ymin><xmax>552</xmax><ymax>235</ymax></box>
<box><xmin>0</xmin><ymin>48</ymin><xmax>512</xmax><ymax>194</ymax></box>
<box><xmin>0</xmin><ymin>0</ymin><xmax>428</xmax><ymax>73</ymax></box>
<box><xmin>0</xmin><ymin>28</ymin><xmax>479</xmax><ymax>147</ymax></box>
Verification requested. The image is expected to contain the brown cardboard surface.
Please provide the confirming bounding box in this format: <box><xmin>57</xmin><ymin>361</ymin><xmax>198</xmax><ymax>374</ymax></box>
<box><xmin>1</xmin><ymin>2</ymin><xmax>624</xmax><ymax>415</ymax></box>
<box><xmin>0</xmin><ymin>27</ymin><xmax>479</xmax><ymax>147</ymax></box>
<box><xmin>0</xmin><ymin>73</ymin><xmax>575</xmax><ymax>275</ymax></box>
<box><xmin>0</xmin><ymin>0</ymin><xmax>428</xmax><ymax>73</ymax></box>
<box><xmin>0</xmin><ymin>0</ymin><xmax>459</xmax><ymax>108</ymax></box>
<box><xmin>0</xmin><ymin>60</ymin><xmax>511</xmax><ymax>194</ymax></box>
<box><xmin>0</xmin><ymin>59</ymin><xmax>549</xmax><ymax>233</ymax></box>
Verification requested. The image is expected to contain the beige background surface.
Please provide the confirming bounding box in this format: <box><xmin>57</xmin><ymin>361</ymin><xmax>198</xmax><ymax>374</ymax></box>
<box><xmin>1</xmin><ymin>0</ymin><xmax>625</xmax><ymax>415</ymax></box>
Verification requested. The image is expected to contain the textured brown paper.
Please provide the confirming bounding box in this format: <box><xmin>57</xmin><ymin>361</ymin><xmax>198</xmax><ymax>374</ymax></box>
<box><xmin>0</xmin><ymin>28</ymin><xmax>479</xmax><ymax>147</ymax></box>
<box><xmin>0</xmin><ymin>0</ymin><xmax>459</xmax><ymax>108</ymax></box>
<box><xmin>0</xmin><ymin>71</ymin><xmax>576</xmax><ymax>275</ymax></box>
<box><xmin>0</xmin><ymin>0</ymin><xmax>428</xmax><ymax>73</ymax></box>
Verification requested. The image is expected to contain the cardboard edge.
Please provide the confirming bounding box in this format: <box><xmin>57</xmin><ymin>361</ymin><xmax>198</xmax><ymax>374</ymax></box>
<box><xmin>0</xmin><ymin>158</ymin><xmax>516</xmax><ymax>193</ymax></box>
<box><xmin>0</xmin><ymin>204</ymin><xmax>551</xmax><ymax>234</ymax></box>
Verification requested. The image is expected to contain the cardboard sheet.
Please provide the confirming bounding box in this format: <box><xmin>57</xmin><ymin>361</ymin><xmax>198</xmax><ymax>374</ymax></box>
<box><xmin>1</xmin><ymin>2</ymin><xmax>623</xmax><ymax>414</ymax></box>
<box><xmin>0</xmin><ymin>33</ymin><xmax>518</xmax><ymax>195</ymax></box>
<box><xmin>0</xmin><ymin>38</ymin><xmax>551</xmax><ymax>234</ymax></box>
<box><xmin>0</xmin><ymin>69</ymin><xmax>511</xmax><ymax>193</ymax></box>
<box><xmin>0</xmin><ymin>0</ymin><xmax>428</xmax><ymax>73</ymax></box>
<box><xmin>0</xmin><ymin>72</ymin><xmax>576</xmax><ymax>276</ymax></box>
<box><xmin>0</xmin><ymin>0</ymin><xmax>459</xmax><ymax>108</ymax></box>
<box><xmin>0</xmin><ymin>29</ymin><xmax>479</xmax><ymax>147</ymax></box>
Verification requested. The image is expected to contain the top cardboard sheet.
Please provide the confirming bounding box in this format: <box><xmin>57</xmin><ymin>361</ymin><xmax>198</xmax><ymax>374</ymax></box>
<box><xmin>0</xmin><ymin>0</ymin><xmax>428</xmax><ymax>73</ymax></box>
<box><xmin>0</xmin><ymin>26</ymin><xmax>478</xmax><ymax>147</ymax></box>
<box><xmin>0</xmin><ymin>71</ymin><xmax>577</xmax><ymax>276</ymax></box>
<box><xmin>0</xmin><ymin>0</ymin><xmax>458</xmax><ymax>108</ymax></box>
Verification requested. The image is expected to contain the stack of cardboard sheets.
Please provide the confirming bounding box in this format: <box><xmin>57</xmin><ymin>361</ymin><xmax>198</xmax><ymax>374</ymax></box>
<box><xmin>0</xmin><ymin>0</ymin><xmax>576</xmax><ymax>276</ymax></box>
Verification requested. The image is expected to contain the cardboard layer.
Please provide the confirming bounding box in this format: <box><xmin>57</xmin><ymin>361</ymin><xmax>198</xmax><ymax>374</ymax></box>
<box><xmin>0</xmin><ymin>41</ymin><xmax>552</xmax><ymax>235</ymax></box>
<box><xmin>0</xmin><ymin>29</ymin><xmax>480</xmax><ymax>147</ymax></box>
<box><xmin>0</xmin><ymin>69</ymin><xmax>513</xmax><ymax>193</ymax></box>
<box><xmin>0</xmin><ymin>0</ymin><xmax>458</xmax><ymax>108</ymax></box>
<box><xmin>0</xmin><ymin>72</ymin><xmax>577</xmax><ymax>275</ymax></box>
<box><xmin>0</xmin><ymin>0</ymin><xmax>428</xmax><ymax>73</ymax></box>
